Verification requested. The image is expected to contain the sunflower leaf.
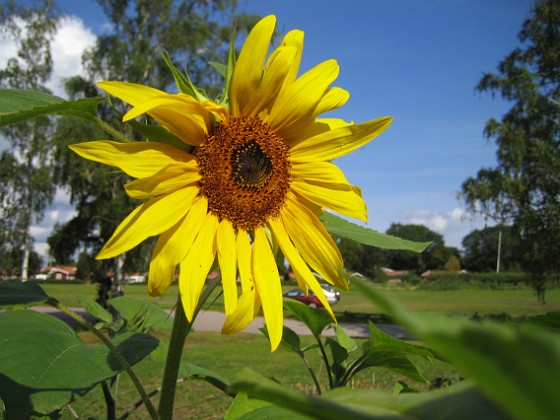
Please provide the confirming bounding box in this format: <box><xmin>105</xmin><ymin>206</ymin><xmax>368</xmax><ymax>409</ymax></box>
<box><xmin>0</xmin><ymin>282</ymin><xmax>51</xmax><ymax>308</ymax></box>
<box><xmin>320</xmin><ymin>212</ymin><xmax>431</xmax><ymax>252</ymax></box>
<box><xmin>0</xmin><ymin>89</ymin><xmax>102</xmax><ymax>126</ymax></box>
<box><xmin>230</xmin><ymin>368</ymin><xmax>510</xmax><ymax>420</ymax></box>
<box><xmin>0</xmin><ymin>310</ymin><xmax>158</xmax><ymax>417</ymax></box>
<box><xmin>283</xmin><ymin>298</ymin><xmax>332</xmax><ymax>337</ymax></box>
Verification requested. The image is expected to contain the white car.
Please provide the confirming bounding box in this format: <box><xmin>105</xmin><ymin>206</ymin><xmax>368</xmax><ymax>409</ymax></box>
<box><xmin>320</xmin><ymin>283</ymin><xmax>340</xmax><ymax>304</ymax></box>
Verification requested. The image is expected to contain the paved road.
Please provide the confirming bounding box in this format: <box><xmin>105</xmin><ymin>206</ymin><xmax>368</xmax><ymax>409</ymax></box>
<box><xmin>31</xmin><ymin>306</ymin><xmax>414</xmax><ymax>340</ymax></box>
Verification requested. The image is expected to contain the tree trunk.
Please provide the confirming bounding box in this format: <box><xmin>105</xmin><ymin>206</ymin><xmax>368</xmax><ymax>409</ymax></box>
<box><xmin>20</xmin><ymin>227</ymin><xmax>30</xmax><ymax>281</ymax></box>
<box><xmin>111</xmin><ymin>253</ymin><xmax>126</xmax><ymax>298</ymax></box>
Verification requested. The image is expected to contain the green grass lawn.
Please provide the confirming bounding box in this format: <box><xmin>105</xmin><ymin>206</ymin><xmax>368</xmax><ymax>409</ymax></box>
<box><xmin>39</xmin><ymin>281</ymin><xmax>560</xmax><ymax>317</ymax></box>
<box><xmin>59</xmin><ymin>330</ymin><xmax>454</xmax><ymax>419</ymax></box>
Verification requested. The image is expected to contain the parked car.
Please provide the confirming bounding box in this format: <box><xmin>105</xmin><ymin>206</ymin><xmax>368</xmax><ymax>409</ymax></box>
<box><xmin>283</xmin><ymin>289</ymin><xmax>323</xmax><ymax>308</ymax></box>
<box><xmin>283</xmin><ymin>284</ymin><xmax>340</xmax><ymax>308</ymax></box>
<box><xmin>320</xmin><ymin>283</ymin><xmax>340</xmax><ymax>304</ymax></box>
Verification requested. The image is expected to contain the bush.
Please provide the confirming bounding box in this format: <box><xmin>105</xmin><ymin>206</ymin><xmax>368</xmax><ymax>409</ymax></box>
<box><xmin>418</xmin><ymin>272</ymin><xmax>530</xmax><ymax>291</ymax></box>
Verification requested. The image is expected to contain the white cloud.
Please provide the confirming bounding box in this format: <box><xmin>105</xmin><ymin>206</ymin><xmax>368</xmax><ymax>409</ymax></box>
<box><xmin>48</xmin><ymin>16</ymin><xmax>96</xmax><ymax>97</ymax></box>
<box><xmin>399</xmin><ymin>207</ymin><xmax>486</xmax><ymax>248</ymax></box>
<box><xmin>0</xmin><ymin>15</ymin><xmax>96</xmax><ymax>97</ymax></box>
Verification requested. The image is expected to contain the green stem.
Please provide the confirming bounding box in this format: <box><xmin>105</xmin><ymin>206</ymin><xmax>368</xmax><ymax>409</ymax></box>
<box><xmin>90</xmin><ymin>116</ymin><xmax>129</xmax><ymax>142</ymax></box>
<box><xmin>316</xmin><ymin>335</ymin><xmax>334</xmax><ymax>390</ymax></box>
<box><xmin>49</xmin><ymin>299</ymin><xmax>158</xmax><ymax>419</ymax></box>
<box><xmin>157</xmin><ymin>296</ymin><xmax>190</xmax><ymax>420</ymax></box>
<box><xmin>158</xmin><ymin>277</ymin><xmax>221</xmax><ymax>419</ymax></box>
<box><xmin>301</xmin><ymin>353</ymin><xmax>322</xmax><ymax>395</ymax></box>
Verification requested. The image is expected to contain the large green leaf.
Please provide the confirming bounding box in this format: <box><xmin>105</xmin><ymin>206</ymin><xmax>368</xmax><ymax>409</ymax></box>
<box><xmin>320</xmin><ymin>212</ymin><xmax>431</xmax><ymax>251</ymax></box>
<box><xmin>0</xmin><ymin>89</ymin><xmax>102</xmax><ymax>126</ymax></box>
<box><xmin>261</xmin><ymin>325</ymin><xmax>304</xmax><ymax>356</ymax></box>
<box><xmin>229</xmin><ymin>369</ymin><xmax>509</xmax><ymax>419</ymax></box>
<box><xmin>282</xmin><ymin>298</ymin><xmax>333</xmax><ymax>337</ymax></box>
<box><xmin>353</xmin><ymin>279</ymin><xmax>560</xmax><ymax>420</ymax></box>
<box><xmin>0</xmin><ymin>310</ymin><xmax>159</xmax><ymax>417</ymax></box>
<box><xmin>110</xmin><ymin>296</ymin><xmax>173</xmax><ymax>332</ymax></box>
<box><xmin>185</xmin><ymin>362</ymin><xmax>232</xmax><ymax>396</ymax></box>
<box><xmin>77</xmin><ymin>294</ymin><xmax>113</xmax><ymax>324</ymax></box>
<box><xmin>0</xmin><ymin>282</ymin><xmax>51</xmax><ymax>308</ymax></box>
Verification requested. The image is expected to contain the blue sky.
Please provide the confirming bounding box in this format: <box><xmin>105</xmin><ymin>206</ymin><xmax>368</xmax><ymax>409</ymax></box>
<box><xmin>6</xmin><ymin>0</ymin><xmax>533</xmax><ymax>256</ymax></box>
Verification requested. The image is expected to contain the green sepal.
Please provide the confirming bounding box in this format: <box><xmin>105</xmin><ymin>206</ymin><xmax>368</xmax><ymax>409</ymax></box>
<box><xmin>160</xmin><ymin>49</ymin><xmax>207</xmax><ymax>102</ymax></box>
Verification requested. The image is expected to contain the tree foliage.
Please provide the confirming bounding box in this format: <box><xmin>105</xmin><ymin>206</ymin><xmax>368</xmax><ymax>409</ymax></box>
<box><xmin>383</xmin><ymin>223</ymin><xmax>451</xmax><ymax>273</ymax></box>
<box><xmin>461</xmin><ymin>225</ymin><xmax>521</xmax><ymax>272</ymax></box>
<box><xmin>460</xmin><ymin>0</ymin><xmax>560</xmax><ymax>302</ymax></box>
<box><xmin>0</xmin><ymin>0</ymin><xmax>57</xmax><ymax>278</ymax></box>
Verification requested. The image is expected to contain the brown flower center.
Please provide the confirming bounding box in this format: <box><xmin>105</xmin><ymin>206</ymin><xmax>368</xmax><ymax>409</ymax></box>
<box><xmin>197</xmin><ymin>116</ymin><xmax>291</xmax><ymax>230</ymax></box>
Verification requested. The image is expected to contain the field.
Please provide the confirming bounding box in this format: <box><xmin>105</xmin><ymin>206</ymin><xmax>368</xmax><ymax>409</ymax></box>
<box><xmin>39</xmin><ymin>281</ymin><xmax>560</xmax><ymax>317</ymax></box>
<box><xmin>28</xmin><ymin>281</ymin><xmax>560</xmax><ymax>418</ymax></box>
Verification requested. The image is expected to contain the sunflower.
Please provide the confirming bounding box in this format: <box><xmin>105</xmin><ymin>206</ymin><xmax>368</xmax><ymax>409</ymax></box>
<box><xmin>70</xmin><ymin>15</ymin><xmax>391</xmax><ymax>351</ymax></box>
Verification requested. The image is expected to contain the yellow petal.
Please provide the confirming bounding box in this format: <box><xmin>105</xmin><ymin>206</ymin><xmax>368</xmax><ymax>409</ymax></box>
<box><xmin>217</xmin><ymin>219</ymin><xmax>238</xmax><ymax>315</ymax></box>
<box><xmin>125</xmin><ymin>163</ymin><xmax>200</xmax><ymax>199</ymax></box>
<box><xmin>221</xmin><ymin>290</ymin><xmax>255</xmax><ymax>335</ymax></box>
<box><xmin>252</xmin><ymin>226</ymin><xmax>283</xmax><ymax>351</ymax></box>
<box><xmin>69</xmin><ymin>141</ymin><xmax>191</xmax><ymax>179</ymax></box>
<box><xmin>253</xmin><ymin>46</ymin><xmax>298</xmax><ymax>118</ymax></box>
<box><xmin>97</xmin><ymin>81</ymin><xmax>166</xmax><ymax>106</ymax></box>
<box><xmin>281</xmin><ymin>194</ymin><xmax>348</xmax><ymax>291</ymax></box>
<box><xmin>313</xmin><ymin>87</ymin><xmax>349</xmax><ymax>118</ymax></box>
<box><xmin>277</xmin><ymin>29</ymin><xmax>304</xmax><ymax>87</ymax></box>
<box><xmin>269</xmin><ymin>217</ymin><xmax>335</xmax><ymax>321</ymax></box>
<box><xmin>147</xmin><ymin>197</ymin><xmax>208</xmax><ymax>296</ymax></box>
<box><xmin>291</xmin><ymin>179</ymin><xmax>367</xmax><ymax>221</ymax></box>
<box><xmin>236</xmin><ymin>229</ymin><xmax>253</xmax><ymax>295</ymax></box>
<box><xmin>287</xmin><ymin>118</ymin><xmax>350</xmax><ymax>148</ymax></box>
<box><xmin>268</xmin><ymin>59</ymin><xmax>339</xmax><ymax>139</ymax></box>
<box><xmin>123</xmin><ymin>94</ymin><xmax>210</xmax><ymax>146</ymax></box>
<box><xmin>231</xmin><ymin>15</ymin><xmax>276</xmax><ymax>116</ymax></box>
<box><xmin>290</xmin><ymin>116</ymin><xmax>392</xmax><ymax>162</ymax></box>
<box><xmin>97</xmin><ymin>187</ymin><xmax>197</xmax><ymax>260</ymax></box>
<box><xmin>179</xmin><ymin>213</ymin><xmax>219</xmax><ymax>321</ymax></box>
<box><xmin>292</xmin><ymin>161</ymin><xmax>353</xmax><ymax>188</ymax></box>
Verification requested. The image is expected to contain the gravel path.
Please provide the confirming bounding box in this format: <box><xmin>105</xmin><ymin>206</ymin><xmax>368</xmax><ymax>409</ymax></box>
<box><xmin>31</xmin><ymin>306</ymin><xmax>414</xmax><ymax>340</ymax></box>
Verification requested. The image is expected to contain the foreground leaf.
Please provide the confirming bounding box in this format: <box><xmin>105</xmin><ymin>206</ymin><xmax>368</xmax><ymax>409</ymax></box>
<box><xmin>77</xmin><ymin>294</ymin><xmax>113</xmax><ymax>324</ymax></box>
<box><xmin>229</xmin><ymin>369</ymin><xmax>508</xmax><ymax>419</ymax></box>
<box><xmin>283</xmin><ymin>298</ymin><xmax>332</xmax><ymax>337</ymax></box>
<box><xmin>320</xmin><ymin>212</ymin><xmax>430</xmax><ymax>251</ymax></box>
<box><xmin>0</xmin><ymin>310</ymin><xmax>159</xmax><ymax>417</ymax></box>
<box><xmin>0</xmin><ymin>89</ymin><xmax>102</xmax><ymax>126</ymax></box>
<box><xmin>0</xmin><ymin>282</ymin><xmax>51</xmax><ymax>308</ymax></box>
<box><xmin>354</xmin><ymin>279</ymin><xmax>560</xmax><ymax>420</ymax></box>
<box><xmin>185</xmin><ymin>363</ymin><xmax>232</xmax><ymax>396</ymax></box>
<box><xmin>110</xmin><ymin>296</ymin><xmax>173</xmax><ymax>332</ymax></box>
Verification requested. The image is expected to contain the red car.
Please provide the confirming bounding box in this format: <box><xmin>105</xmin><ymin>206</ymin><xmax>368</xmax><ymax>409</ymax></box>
<box><xmin>283</xmin><ymin>289</ymin><xmax>323</xmax><ymax>308</ymax></box>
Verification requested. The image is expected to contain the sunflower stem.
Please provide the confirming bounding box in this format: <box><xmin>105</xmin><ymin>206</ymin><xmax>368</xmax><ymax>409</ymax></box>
<box><xmin>158</xmin><ymin>295</ymin><xmax>190</xmax><ymax>420</ymax></box>
<box><xmin>158</xmin><ymin>276</ymin><xmax>221</xmax><ymax>419</ymax></box>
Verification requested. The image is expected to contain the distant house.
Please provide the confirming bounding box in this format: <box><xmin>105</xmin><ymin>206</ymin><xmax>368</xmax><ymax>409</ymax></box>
<box><xmin>37</xmin><ymin>266</ymin><xmax>77</xmax><ymax>281</ymax></box>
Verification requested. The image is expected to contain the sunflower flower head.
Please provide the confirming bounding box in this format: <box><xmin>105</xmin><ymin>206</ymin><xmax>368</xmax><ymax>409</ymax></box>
<box><xmin>70</xmin><ymin>15</ymin><xmax>392</xmax><ymax>351</ymax></box>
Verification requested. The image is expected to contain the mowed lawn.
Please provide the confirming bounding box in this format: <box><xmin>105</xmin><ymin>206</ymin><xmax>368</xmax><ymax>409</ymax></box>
<box><xmin>38</xmin><ymin>281</ymin><xmax>560</xmax><ymax>317</ymax></box>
